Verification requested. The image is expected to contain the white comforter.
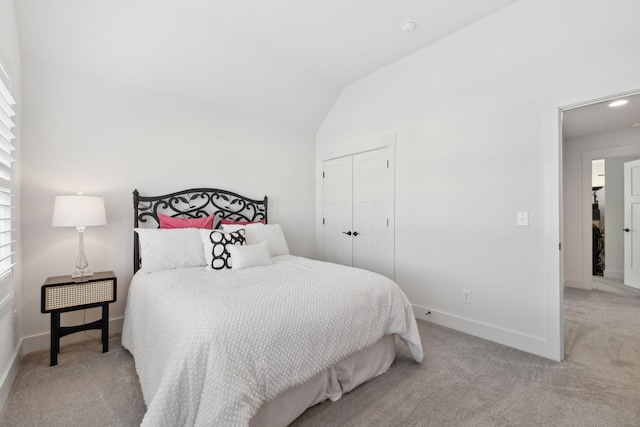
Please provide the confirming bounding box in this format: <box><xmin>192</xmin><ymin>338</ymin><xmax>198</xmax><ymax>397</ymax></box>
<box><xmin>122</xmin><ymin>255</ymin><xmax>423</xmax><ymax>427</ymax></box>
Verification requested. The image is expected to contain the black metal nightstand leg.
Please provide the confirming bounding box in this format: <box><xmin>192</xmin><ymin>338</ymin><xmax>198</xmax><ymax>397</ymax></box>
<box><xmin>102</xmin><ymin>303</ymin><xmax>109</xmax><ymax>353</ymax></box>
<box><xmin>50</xmin><ymin>312</ymin><xmax>60</xmax><ymax>366</ymax></box>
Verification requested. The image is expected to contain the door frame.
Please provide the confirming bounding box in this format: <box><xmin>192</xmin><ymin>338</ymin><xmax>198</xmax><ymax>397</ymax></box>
<box><xmin>548</xmin><ymin>79</ymin><xmax>640</xmax><ymax>361</ymax></box>
<box><xmin>578</xmin><ymin>147</ymin><xmax>640</xmax><ymax>292</ymax></box>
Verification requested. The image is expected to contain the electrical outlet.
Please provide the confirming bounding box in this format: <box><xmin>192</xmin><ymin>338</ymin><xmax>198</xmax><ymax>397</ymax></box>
<box><xmin>462</xmin><ymin>290</ymin><xmax>471</xmax><ymax>304</ymax></box>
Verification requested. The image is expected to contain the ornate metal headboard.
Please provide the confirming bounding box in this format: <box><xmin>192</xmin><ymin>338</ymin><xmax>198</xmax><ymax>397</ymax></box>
<box><xmin>133</xmin><ymin>188</ymin><xmax>268</xmax><ymax>273</ymax></box>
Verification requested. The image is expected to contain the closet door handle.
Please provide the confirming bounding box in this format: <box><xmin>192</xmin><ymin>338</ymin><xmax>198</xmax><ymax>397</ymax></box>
<box><xmin>342</xmin><ymin>231</ymin><xmax>352</xmax><ymax>236</ymax></box>
<box><xmin>352</xmin><ymin>231</ymin><xmax>360</xmax><ymax>237</ymax></box>
<box><xmin>624</xmin><ymin>228</ymin><xmax>630</xmax><ymax>232</ymax></box>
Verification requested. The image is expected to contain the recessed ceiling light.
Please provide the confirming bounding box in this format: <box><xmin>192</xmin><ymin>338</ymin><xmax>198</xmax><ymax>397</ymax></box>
<box><xmin>401</xmin><ymin>20</ymin><xmax>416</xmax><ymax>32</ymax></box>
<box><xmin>609</xmin><ymin>99</ymin><xmax>628</xmax><ymax>107</ymax></box>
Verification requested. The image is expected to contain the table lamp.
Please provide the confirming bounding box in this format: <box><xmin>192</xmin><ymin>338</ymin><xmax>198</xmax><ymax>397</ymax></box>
<box><xmin>52</xmin><ymin>193</ymin><xmax>107</xmax><ymax>278</ymax></box>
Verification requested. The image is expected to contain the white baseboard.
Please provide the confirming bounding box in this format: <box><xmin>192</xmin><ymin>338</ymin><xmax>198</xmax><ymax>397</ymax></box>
<box><xmin>563</xmin><ymin>277</ymin><xmax>590</xmax><ymax>290</ymax></box>
<box><xmin>0</xmin><ymin>337</ymin><xmax>22</xmax><ymax>413</ymax></box>
<box><xmin>413</xmin><ymin>304</ymin><xmax>556</xmax><ymax>360</ymax></box>
<box><xmin>603</xmin><ymin>270</ymin><xmax>623</xmax><ymax>280</ymax></box>
<box><xmin>22</xmin><ymin>317</ymin><xmax>124</xmax><ymax>355</ymax></box>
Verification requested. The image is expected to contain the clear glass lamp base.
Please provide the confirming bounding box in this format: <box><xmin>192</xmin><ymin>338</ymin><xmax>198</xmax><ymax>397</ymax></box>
<box><xmin>72</xmin><ymin>227</ymin><xmax>94</xmax><ymax>278</ymax></box>
<box><xmin>71</xmin><ymin>268</ymin><xmax>94</xmax><ymax>278</ymax></box>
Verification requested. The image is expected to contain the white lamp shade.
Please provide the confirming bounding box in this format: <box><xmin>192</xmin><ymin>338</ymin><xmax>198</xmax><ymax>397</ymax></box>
<box><xmin>52</xmin><ymin>195</ymin><xmax>107</xmax><ymax>227</ymax></box>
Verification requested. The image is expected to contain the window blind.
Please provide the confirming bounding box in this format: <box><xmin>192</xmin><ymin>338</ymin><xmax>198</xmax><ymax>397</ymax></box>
<box><xmin>0</xmin><ymin>67</ymin><xmax>15</xmax><ymax>311</ymax></box>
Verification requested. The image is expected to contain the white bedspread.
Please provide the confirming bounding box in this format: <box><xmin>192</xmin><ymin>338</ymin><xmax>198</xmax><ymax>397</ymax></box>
<box><xmin>122</xmin><ymin>255</ymin><xmax>423</xmax><ymax>427</ymax></box>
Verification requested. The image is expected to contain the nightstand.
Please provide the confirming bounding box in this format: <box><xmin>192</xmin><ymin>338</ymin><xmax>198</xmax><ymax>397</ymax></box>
<box><xmin>41</xmin><ymin>271</ymin><xmax>117</xmax><ymax>366</ymax></box>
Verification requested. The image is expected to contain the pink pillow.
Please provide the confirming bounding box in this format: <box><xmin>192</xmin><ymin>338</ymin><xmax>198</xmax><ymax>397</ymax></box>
<box><xmin>158</xmin><ymin>213</ymin><xmax>214</xmax><ymax>229</ymax></box>
<box><xmin>220</xmin><ymin>218</ymin><xmax>265</xmax><ymax>225</ymax></box>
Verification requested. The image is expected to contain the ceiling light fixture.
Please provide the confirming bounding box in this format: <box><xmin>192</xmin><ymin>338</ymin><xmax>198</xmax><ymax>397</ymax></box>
<box><xmin>401</xmin><ymin>20</ymin><xmax>416</xmax><ymax>32</ymax></box>
<box><xmin>608</xmin><ymin>99</ymin><xmax>628</xmax><ymax>107</ymax></box>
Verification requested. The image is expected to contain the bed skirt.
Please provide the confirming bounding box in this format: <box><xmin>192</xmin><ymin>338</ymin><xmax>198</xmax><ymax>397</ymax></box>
<box><xmin>250</xmin><ymin>334</ymin><xmax>396</xmax><ymax>426</ymax></box>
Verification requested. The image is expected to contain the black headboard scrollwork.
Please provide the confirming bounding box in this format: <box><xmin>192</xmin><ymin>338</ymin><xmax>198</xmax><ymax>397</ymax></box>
<box><xmin>133</xmin><ymin>188</ymin><xmax>268</xmax><ymax>273</ymax></box>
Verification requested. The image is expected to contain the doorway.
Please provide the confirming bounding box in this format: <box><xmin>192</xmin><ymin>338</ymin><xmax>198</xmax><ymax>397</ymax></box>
<box><xmin>590</xmin><ymin>156</ymin><xmax>640</xmax><ymax>293</ymax></box>
<box><xmin>591</xmin><ymin>159</ymin><xmax>604</xmax><ymax>278</ymax></box>
<box><xmin>561</xmin><ymin>92</ymin><xmax>640</xmax><ymax>358</ymax></box>
<box><xmin>562</xmin><ymin>93</ymin><xmax>640</xmax><ymax>291</ymax></box>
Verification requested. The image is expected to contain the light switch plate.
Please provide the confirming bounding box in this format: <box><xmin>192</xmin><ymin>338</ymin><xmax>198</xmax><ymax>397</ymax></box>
<box><xmin>517</xmin><ymin>211</ymin><xmax>529</xmax><ymax>226</ymax></box>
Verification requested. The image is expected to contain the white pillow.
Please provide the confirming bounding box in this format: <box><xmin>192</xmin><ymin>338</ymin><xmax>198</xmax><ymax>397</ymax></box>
<box><xmin>229</xmin><ymin>242</ymin><xmax>273</xmax><ymax>271</ymax></box>
<box><xmin>201</xmin><ymin>229</ymin><xmax>246</xmax><ymax>270</ymax></box>
<box><xmin>262</xmin><ymin>224</ymin><xmax>290</xmax><ymax>256</ymax></box>
<box><xmin>134</xmin><ymin>228</ymin><xmax>206</xmax><ymax>272</ymax></box>
<box><xmin>222</xmin><ymin>223</ymin><xmax>290</xmax><ymax>256</ymax></box>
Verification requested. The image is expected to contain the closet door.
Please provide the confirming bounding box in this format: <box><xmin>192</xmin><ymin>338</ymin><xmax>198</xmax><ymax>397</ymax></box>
<box><xmin>323</xmin><ymin>146</ymin><xmax>395</xmax><ymax>279</ymax></box>
<box><xmin>352</xmin><ymin>148</ymin><xmax>394</xmax><ymax>279</ymax></box>
<box><xmin>323</xmin><ymin>156</ymin><xmax>353</xmax><ymax>266</ymax></box>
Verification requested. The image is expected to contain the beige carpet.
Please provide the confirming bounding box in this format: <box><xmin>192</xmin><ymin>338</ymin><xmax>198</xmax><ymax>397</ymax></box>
<box><xmin>592</xmin><ymin>275</ymin><xmax>640</xmax><ymax>297</ymax></box>
<box><xmin>0</xmin><ymin>336</ymin><xmax>145</xmax><ymax>427</ymax></box>
<box><xmin>1</xmin><ymin>285</ymin><xmax>640</xmax><ymax>426</ymax></box>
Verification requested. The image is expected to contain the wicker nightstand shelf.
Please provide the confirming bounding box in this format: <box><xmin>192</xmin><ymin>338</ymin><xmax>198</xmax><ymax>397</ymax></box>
<box><xmin>41</xmin><ymin>271</ymin><xmax>117</xmax><ymax>366</ymax></box>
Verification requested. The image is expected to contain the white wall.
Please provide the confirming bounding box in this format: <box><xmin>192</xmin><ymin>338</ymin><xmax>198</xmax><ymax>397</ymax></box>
<box><xmin>20</xmin><ymin>56</ymin><xmax>316</xmax><ymax>352</ymax></box>
<box><xmin>317</xmin><ymin>0</ymin><xmax>640</xmax><ymax>360</ymax></box>
<box><xmin>563</xmin><ymin>128</ymin><xmax>640</xmax><ymax>288</ymax></box>
<box><xmin>0</xmin><ymin>0</ymin><xmax>22</xmax><ymax>412</ymax></box>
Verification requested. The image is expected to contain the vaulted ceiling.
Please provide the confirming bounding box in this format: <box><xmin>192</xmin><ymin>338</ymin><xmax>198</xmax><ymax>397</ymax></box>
<box><xmin>16</xmin><ymin>0</ymin><xmax>518</xmax><ymax>132</ymax></box>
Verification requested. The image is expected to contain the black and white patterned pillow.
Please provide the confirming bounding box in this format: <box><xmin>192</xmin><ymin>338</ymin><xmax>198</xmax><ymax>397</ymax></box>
<box><xmin>201</xmin><ymin>229</ymin><xmax>246</xmax><ymax>270</ymax></box>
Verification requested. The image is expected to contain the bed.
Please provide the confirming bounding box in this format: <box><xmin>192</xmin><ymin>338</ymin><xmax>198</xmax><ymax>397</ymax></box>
<box><xmin>122</xmin><ymin>188</ymin><xmax>423</xmax><ymax>426</ymax></box>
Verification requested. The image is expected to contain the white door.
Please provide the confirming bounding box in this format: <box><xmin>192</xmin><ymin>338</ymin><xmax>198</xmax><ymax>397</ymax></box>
<box><xmin>352</xmin><ymin>147</ymin><xmax>395</xmax><ymax>279</ymax></box>
<box><xmin>624</xmin><ymin>159</ymin><xmax>640</xmax><ymax>289</ymax></box>
<box><xmin>323</xmin><ymin>156</ymin><xmax>353</xmax><ymax>266</ymax></box>
<box><xmin>323</xmin><ymin>147</ymin><xmax>395</xmax><ymax>279</ymax></box>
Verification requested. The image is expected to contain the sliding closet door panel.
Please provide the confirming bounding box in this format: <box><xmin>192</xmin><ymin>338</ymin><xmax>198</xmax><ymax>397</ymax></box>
<box><xmin>353</xmin><ymin>147</ymin><xmax>395</xmax><ymax>279</ymax></box>
<box><xmin>323</xmin><ymin>156</ymin><xmax>353</xmax><ymax>266</ymax></box>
